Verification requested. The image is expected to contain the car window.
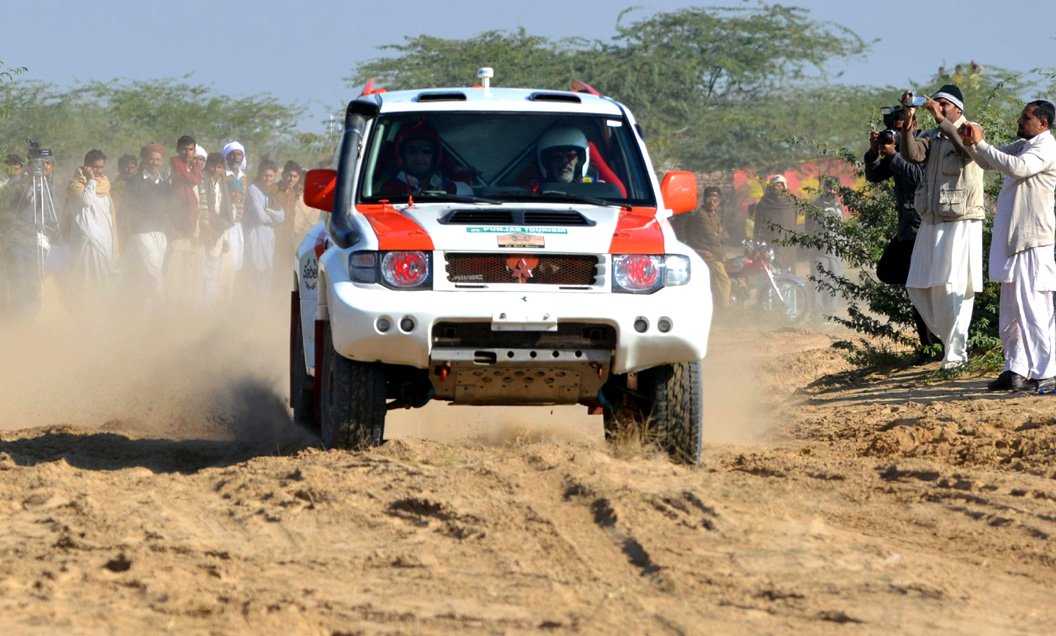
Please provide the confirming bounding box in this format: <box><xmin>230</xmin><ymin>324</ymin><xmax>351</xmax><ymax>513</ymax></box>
<box><xmin>359</xmin><ymin>112</ymin><xmax>655</xmax><ymax>206</ymax></box>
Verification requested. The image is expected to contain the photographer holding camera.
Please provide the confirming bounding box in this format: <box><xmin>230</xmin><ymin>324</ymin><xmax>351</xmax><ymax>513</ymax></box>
<box><xmin>899</xmin><ymin>84</ymin><xmax>985</xmax><ymax>370</ymax></box>
<box><xmin>0</xmin><ymin>142</ymin><xmax>59</xmax><ymax>315</ymax></box>
<box><xmin>864</xmin><ymin>105</ymin><xmax>938</xmax><ymax>362</ymax></box>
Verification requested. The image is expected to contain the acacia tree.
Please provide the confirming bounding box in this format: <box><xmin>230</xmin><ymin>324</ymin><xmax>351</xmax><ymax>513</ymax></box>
<box><xmin>346</xmin><ymin>28</ymin><xmax>591</xmax><ymax>91</ymax></box>
<box><xmin>347</xmin><ymin>3</ymin><xmax>869</xmax><ymax>172</ymax></box>
<box><xmin>0</xmin><ymin>77</ymin><xmax>304</xmax><ymax>173</ymax></box>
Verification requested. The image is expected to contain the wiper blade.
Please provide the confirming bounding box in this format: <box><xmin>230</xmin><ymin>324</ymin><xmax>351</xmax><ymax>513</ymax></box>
<box><xmin>537</xmin><ymin>190</ymin><xmax>627</xmax><ymax>209</ymax></box>
<box><xmin>410</xmin><ymin>191</ymin><xmax>502</xmax><ymax>205</ymax></box>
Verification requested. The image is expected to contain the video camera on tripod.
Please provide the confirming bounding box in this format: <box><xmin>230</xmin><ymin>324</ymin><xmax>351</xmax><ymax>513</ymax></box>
<box><xmin>26</xmin><ymin>140</ymin><xmax>54</xmax><ymax>172</ymax></box>
<box><xmin>24</xmin><ymin>140</ymin><xmax>58</xmax><ymax>300</ymax></box>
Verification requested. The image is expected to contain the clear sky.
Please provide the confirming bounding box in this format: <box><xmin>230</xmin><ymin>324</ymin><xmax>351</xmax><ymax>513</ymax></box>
<box><xmin>2</xmin><ymin>0</ymin><xmax>1052</xmax><ymax>133</ymax></box>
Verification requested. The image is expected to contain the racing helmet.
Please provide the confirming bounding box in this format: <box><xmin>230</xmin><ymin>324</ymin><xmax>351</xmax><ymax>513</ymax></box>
<box><xmin>537</xmin><ymin>127</ymin><xmax>589</xmax><ymax>180</ymax></box>
<box><xmin>394</xmin><ymin>119</ymin><xmax>442</xmax><ymax>171</ymax></box>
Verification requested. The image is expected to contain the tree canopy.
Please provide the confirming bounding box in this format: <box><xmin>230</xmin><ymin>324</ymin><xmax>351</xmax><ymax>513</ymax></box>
<box><xmin>348</xmin><ymin>3</ymin><xmax>870</xmax><ymax>172</ymax></box>
<box><xmin>0</xmin><ymin>77</ymin><xmax>305</xmax><ymax>170</ymax></box>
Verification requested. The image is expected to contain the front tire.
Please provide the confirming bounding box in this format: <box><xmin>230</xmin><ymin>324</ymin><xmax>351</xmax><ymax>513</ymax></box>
<box><xmin>290</xmin><ymin>292</ymin><xmax>316</xmax><ymax>431</ymax></box>
<box><xmin>601</xmin><ymin>361</ymin><xmax>703</xmax><ymax>465</ymax></box>
<box><xmin>319</xmin><ymin>323</ymin><xmax>386</xmax><ymax>450</ymax></box>
<box><xmin>643</xmin><ymin>361</ymin><xmax>703</xmax><ymax>465</ymax></box>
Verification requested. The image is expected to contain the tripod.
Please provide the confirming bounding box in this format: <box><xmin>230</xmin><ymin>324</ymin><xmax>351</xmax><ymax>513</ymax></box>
<box><xmin>31</xmin><ymin>159</ymin><xmax>57</xmax><ymax>275</ymax></box>
<box><xmin>11</xmin><ymin>157</ymin><xmax>60</xmax><ymax>312</ymax></box>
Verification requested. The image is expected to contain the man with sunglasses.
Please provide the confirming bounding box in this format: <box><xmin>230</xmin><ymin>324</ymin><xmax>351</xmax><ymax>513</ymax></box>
<box><xmin>381</xmin><ymin>121</ymin><xmax>471</xmax><ymax>196</ymax></box>
<box><xmin>899</xmin><ymin>84</ymin><xmax>985</xmax><ymax>370</ymax></box>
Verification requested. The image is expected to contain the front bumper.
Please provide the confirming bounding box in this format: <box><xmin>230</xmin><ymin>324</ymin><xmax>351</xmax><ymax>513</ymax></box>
<box><xmin>325</xmin><ymin>281</ymin><xmax>711</xmax><ymax>375</ymax></box>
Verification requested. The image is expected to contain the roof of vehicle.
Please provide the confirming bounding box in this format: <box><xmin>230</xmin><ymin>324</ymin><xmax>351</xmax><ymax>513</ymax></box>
<box><xmin>355</xmin><ymin>87</ymin><xmax>627</xmax><ymax>117</ymax></box>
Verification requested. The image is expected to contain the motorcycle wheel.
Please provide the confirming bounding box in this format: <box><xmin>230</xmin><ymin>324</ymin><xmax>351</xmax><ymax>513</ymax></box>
<box><xmin>765</xmin><ymin>277</ymin><xmax>809</xmax><ymax>324</ymax></box>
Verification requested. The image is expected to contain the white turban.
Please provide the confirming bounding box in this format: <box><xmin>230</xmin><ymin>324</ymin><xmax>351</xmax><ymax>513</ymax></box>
<box><xmin>194</xmin><ymin>144</ymin><xmax>207</xmax><ymax>159</ymax></box>
<box><xmin>222</xmin><ymin>141</ymin><xmax>247</xmax><ymax>173</ymax></box>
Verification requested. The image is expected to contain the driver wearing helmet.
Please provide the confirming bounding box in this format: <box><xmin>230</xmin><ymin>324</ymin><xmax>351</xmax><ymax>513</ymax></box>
<box><xmin>381</xmin><ymin>120</ymin><xmax>471</xmax><ymax>196</ymax></box>
<box><xmin>537</xmin><ymin>127</ymin><xmax>597</xmax><ymax>185</ymax></box>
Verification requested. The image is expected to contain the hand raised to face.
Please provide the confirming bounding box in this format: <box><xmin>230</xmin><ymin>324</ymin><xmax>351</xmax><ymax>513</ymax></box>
<box><xmin>958</xmin><ymin>122</ymin><xmax>983</xmax><ymax>145</ymax></box>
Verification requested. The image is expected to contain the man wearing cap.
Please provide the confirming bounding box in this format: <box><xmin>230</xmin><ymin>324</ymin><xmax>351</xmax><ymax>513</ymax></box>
<box><xmin>754</xmin><ymin>174</ymin><xmax>798</xmax><ymax>271</ymax></box>
<box><xmin>672</xmin><ymin>185</ymin><xmax>731</xmax><ymax>310</ymax></box>
<box><xmin>1</xmin><ymin>154</ymin><xmax>23</xmax><ymax>188</ymax></box>
<box><xmin>899</xmin><ymin>84</ymin><xmax>985</xmax><ymax>370</ymax></box>
<box><xmin>961</xmin><ymin>101</ymin><xmax>1056</xmax><ymax>393</ymax></box>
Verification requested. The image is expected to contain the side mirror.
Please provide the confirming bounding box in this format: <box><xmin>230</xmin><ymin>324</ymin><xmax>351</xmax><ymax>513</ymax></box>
<box><xmin>660</xmin><ymin>171</ymin><xmax>697</xmax><ymax>214</ymax></box>
<box><xmin>303</xmin><ymin>169</ymin><xmax>337</xmax><ymax>211</ymax></box>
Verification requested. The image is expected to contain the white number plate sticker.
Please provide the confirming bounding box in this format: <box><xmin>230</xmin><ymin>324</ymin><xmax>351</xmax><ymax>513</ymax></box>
<box><xmin>491</xmin><ymin>310</ymin><xmax>558</xmax><ymax>331</ymax></box>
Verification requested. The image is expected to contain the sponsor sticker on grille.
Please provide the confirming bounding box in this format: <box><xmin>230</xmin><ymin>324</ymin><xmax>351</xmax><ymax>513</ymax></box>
<box><xmin>497</xmin><ymin>233</ymin><xmax>544</xmax><ymax>249</ymax></box>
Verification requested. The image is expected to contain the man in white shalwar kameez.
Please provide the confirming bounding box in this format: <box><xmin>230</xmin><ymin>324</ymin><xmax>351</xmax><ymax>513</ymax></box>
<box><xmin>962</xmin><ymin>101</ymin><xmax>1056</xmax><ymax>393</ymax></box>
<box><xmin>63</xmin><ymin>149</ymin><xmax>116</xmax><ymax>309</ymax></box>
<box><xmin>220</xmin><ymin>141</ymin><xmax>247</xmax><ymax>293</ymax></box>
<box><xmin>241</xmin><ymin>159</ymin><xmax>284</xmax><ymax>302</ymax></box>
<box><xmin>900</xmin><ymin>85</ymin><xmax>985</xmax><ymax>369</ymax></box>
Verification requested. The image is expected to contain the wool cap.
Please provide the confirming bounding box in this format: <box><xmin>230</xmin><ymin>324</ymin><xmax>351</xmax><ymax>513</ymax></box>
<box><xmin>932</xmin><ymin>84</ymin><xmax>964</xmax><ymax>111</ymax></box>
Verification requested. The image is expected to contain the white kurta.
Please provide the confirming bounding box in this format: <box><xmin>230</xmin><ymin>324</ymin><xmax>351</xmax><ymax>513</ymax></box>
<box><xmin>988</xmin><ymin>154</ymin><xmax>1056</xmax><ymax>379</ymax></box>
<box><xmin>241</xmin><ymin>183</ymin><xmax>284</xmax><ymax>299</ymax></box>
<box><xmin>907</xmin><ymin>218</ymin><xmax>983</xmax><ymax>367</ymax></box>
<box><xmin>126</xmin><ymin>231</ymin><xmax>168</xmax><ymax>301</ymax></box>
<box><xmin>68</xmin><ymin>179</ymin><xmax>115</xmax><ymax>285</ymax></box>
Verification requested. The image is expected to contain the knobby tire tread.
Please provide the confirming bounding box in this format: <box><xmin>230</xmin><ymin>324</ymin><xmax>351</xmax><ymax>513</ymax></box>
<box><xmin>321</xmin><ymin>325</ymin><xmax>386</xmax><ymax>450</ymax></box>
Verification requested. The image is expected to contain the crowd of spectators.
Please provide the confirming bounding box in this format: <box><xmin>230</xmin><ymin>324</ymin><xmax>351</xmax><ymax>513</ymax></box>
<box><xmin>0</xmin><ymin>136</ymin><xmax>320</xmax><ymax>318</ymax></box>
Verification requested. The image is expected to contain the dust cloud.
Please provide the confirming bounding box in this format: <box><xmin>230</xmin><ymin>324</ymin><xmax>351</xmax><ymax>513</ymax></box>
<box><xmin>0</xmin><ymin>283</ymin><xmax>298</xmax><ymax>447</ymax></box>
<box><xmin>0</xmin><ymin>278</ymin><xmax>800</xmax><ymax>451</ymax></box>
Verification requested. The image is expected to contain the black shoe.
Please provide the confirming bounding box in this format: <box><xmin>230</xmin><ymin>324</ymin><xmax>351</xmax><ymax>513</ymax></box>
<box><xmin>987</xmin><ymin>370</ymin><xmax>1029</xmax><ymax>391</ymax></box>
<box><xmin>1035</xmin><ymin>377</ymin><xmax>1056</xmax><ymax>394</ymax></box>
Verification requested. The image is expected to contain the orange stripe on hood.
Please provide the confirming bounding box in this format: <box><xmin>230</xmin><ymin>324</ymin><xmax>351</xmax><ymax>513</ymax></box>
<box><xmin>356</xmin><ymin>203</ymin><xmax>434</xmax><ymax>251</ymax></box>
<box><xmin>608</xmin><ymin>207</ymin><xmax>664</xmax><ymax>254</ymax></box>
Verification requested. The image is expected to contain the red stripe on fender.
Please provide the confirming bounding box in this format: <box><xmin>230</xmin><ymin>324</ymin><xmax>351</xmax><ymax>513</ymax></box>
<box><xmin>356</xmin><ymin>203</ymin><xmax>434</xmax><ymax>251</ymax></box>
<box><xmin>608</xmin><ymin>207</ymin><xmax>664</xmax><ymax>254</ymax></box>
<box><xmin>313</xmin><ymin>232</ymin><xmax>328</xmax><ymax>259</ymax></box>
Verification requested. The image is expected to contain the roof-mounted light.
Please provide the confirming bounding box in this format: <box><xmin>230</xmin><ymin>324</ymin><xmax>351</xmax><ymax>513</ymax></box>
<box><xmin>477</xmin><ymin>67</ymin><xmax>494</xmax><ymax>96</ymax></box>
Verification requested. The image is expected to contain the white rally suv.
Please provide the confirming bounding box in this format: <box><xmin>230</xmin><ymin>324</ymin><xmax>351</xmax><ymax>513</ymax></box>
<box><xmin>291</xmin><ymin>72</ymin><xmax>711</xmax><ymax>463</ymax></box>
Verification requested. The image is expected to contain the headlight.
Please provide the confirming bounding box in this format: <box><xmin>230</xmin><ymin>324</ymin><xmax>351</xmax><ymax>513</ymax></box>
<box><xmin>348</xmin><ymin>250</ymin><xmax>432</xmax><ymax>289</ymax></box>
<box><xmin>382</xmin><ymin>251</ymin><xmax>430</xmax><ymax>288</ymax></box>
<box><xmin>613</xmin><ymin>254</ymin><xmax>662</xmax><ymax>293</ymax></box>
<box><xmin>612</xmin><ymin>254</ymin><xmax>690</xmax><ymax>293</ymax></box>
<box><xmin>663</xmin><ymin>254</ymin><xmax>690</xmax><ymax>286</ymax></box>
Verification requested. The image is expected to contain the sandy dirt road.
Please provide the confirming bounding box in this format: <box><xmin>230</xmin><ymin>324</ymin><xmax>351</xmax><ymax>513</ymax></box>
<box><xmin>1</xmin><ymin>309</ymin><xmax>1055</xmax><ymax>635</ymax></box>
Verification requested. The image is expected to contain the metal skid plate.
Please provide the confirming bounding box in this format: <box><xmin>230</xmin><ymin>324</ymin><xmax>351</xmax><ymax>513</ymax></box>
<box><xmin>452</xmin><ymin>366</ymin><xmax>583</xmax><ymax>405</ymax></box>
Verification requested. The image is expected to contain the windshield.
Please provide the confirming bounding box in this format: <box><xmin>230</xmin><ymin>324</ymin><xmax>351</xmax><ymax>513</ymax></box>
<box><xmin>358</xmin><ymin>112</ymin><xmax>655</xmax><ymax>207</ymax></box>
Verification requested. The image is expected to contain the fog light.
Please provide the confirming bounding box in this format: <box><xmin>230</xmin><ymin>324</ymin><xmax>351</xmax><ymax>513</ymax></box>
<box><xmin>634</xmin><ymin>317</ymin><xmax>649</xmax><ymax>333</ymax></box>
<box><xmin>377</xmin><ymin>317</ymin><xmax>392</xmax><ymax>333</ymax></box>
<box><xmin>657</xmin><ymin>318</ymin><xmax>672</xmax><ymax>333</ymax></box>
<box><xmin>400</xmin><ymin>317</ymin><xmax>416</xmax><ymax>332</ymax></box>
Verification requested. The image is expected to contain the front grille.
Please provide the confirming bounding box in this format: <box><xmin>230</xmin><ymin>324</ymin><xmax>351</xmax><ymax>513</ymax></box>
<box><xmin>445</xmin><ymin>253</ymin><xmax>599</xmax><ymax>285</ymax></box>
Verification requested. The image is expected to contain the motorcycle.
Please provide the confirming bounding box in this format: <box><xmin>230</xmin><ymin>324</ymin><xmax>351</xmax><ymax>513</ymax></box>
<box><xmin>724</xmin><ymin>239</ymin><xmax>808</xmax><ymax>323</ymax></box>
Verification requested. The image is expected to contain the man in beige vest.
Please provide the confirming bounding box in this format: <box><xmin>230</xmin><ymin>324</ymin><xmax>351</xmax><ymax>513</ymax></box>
<box><xmin>900</xmin><ymin>84</ymin><xmax>984</xmax><ymax>370</ymax></box>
